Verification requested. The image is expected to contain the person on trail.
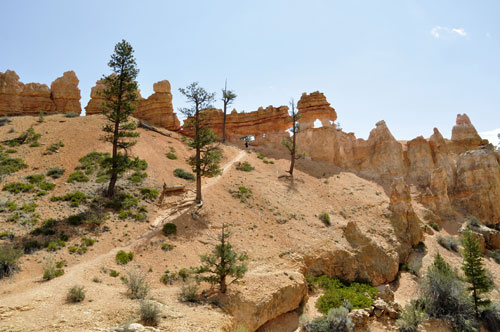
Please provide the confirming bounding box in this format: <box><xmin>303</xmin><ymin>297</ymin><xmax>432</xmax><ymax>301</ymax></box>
<box><xmin>245</xmin><ymin>141</ymin><xmax>249</xmax><ymax>149</ymax></box>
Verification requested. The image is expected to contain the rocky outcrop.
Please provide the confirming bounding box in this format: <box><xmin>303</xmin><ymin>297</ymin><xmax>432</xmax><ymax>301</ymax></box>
<box><xmin>221</xmin><ymin>269</ymin><xmax>307</xmax><ymax>332</ymax></box>
<box><xmin>0</xmin><ymin>70</ymin><xmax>81</xmax><ymax>116</ymax></box>
<box><xmin>419</xmin><ymin>167</ymin><xmax>454</xmax><ymax>219</ymax></box>
<box><xmin>450</xmin><ymin>113</ymin><xmax>483</xmax><ymax>153</ymax></box>
<box><xmin>297</xmin><ymin>91</ymin><xmax>337</xmax><ymax>130</ymax></box>
<box><xmin>388</xmin><ymin>178</ymin><xmax>424</xmax><ymax>260</ymax></box>
<box><xmin>85</xmin><ymin>79</ymin><xmax>180</xmax><ymax>130</ymax></box>
<box><xmin>182</xmin><ymin>105</ymin><xmax>291</xmax><ymax>144</ymax></box>
<box><xmin>50</xmin><ymin>71</ymin><xmax>81</xmax><ymax>113</ymax></box>
<box><xmin>452</xmin><ymin>145</ymin><xmax>500</xmax><ymax>226</ymax></box>
<box><xmin>406</xmin><ymin>136</ymin><xmax>434</xmax><ymax>187</ymax></box>
<box><xmin>136</xmin><ymin>80</ymin><xmax>180</xmax><ymax>131</ymax></box>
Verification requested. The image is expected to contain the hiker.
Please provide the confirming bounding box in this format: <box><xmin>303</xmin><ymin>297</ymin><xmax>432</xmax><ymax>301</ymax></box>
<box><xmin>245</xmin><ymin>141</ymin><xmax>249</xmax><ymax>149</ymax></box>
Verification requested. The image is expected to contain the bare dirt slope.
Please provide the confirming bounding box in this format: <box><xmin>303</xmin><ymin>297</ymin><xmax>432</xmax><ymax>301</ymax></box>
<box><xmin>0</xmin><ymin>114</ymin><xmax>499</xmax><ymax>332</ymax></box>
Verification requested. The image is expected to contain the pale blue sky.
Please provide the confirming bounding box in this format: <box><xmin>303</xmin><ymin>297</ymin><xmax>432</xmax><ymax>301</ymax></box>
<box><xmin>1</xmin><ymin>0</ymin><xmax>499</xmax><ymax>140</ymax></box>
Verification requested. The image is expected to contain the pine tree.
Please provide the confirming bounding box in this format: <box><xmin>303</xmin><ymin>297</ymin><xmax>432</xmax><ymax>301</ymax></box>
<box><xmin>193</xmin><ymin>223</ymin><xmax>248</xmax><ymax>293</ymax></box>
<box><xmin>461</xmin><ymin>229</ymin><xmax>493</xmax><ymax>317</ymax></box>
<box><xmin>179</xmin><ymin>82</ymin><xmax>221</xmax><ymax>204</ymax></box>
<box><xmin>221</xmin><ymin>80</ymin><xmax>237</xmax><ymax>143</ymax></box>
<box><xmin>101</xmin><ymin>40</ymin><xmax>140</xmax><ymax>198</ymax></box>
<box><xmin>281</xmin><ymin>98</ymin><xmax>303</xmax><ymax>176</ymax></box>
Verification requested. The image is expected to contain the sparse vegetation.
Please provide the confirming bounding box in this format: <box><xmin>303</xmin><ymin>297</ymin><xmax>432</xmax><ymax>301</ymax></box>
<box><xmin>116</xmin><ymin>250</ymin><xmax>134</xmax><ymax>265</ymax></box>
<box><xmin>66</xmin><ymin>285</ymin><xmax>86</xmax><ymax>303</ymax></box>
<box><xmin>0</xmin><ymin>156</ymin><xmax>28</xmax><ymax>179</ymax></box>
<box><xmin>178</xmin><ymin>279</ymin><xmax>200</xmax><ymax>302</ymax></box>
<box><xmin>162</xmin><ymin>223</ymin><xmax>177</xmax><ymax>236</ymax></box>
<box><xmin>67</xmin><ymin>170</ymin><xmax>90</xmax><ymax>183</ymax></box>
<box><xmin>47</xmin><ymin>167</ymin><xmax>65</xmax><ymax>179</ymax></box>
<box><xmin>173</xmin><ymin>168</ymin><xmax>195</xmax><ymax>181</ymax></box>
<box><xmin>437</xmin><ymin>235</ymin><xmax>460</xmax><ymax>252</ymax></box>
<box><xmin>236</xmin><ymin>161</ymin><xmax>254</xmax><ymax>172</ymax></box>
<box><xmin>140</xmin><ymin>187</ymin><xmax>158</xmax><ymax>201</ymax></box>
<box><xmin>2</xmin><ymin>182</ymin><xmax>34</xmax><ymax>193</ymax></box>
<box><xmin>230</xmin><ymin>186</ymin><xmax>253</xmax><ymax>203</ymax></box>
<box><xmin>396</xmin><ymin>300</ymin><xmax>427</xmax><ymax>332</ymax></box>
<box><xmin>0</xmin><ymin>245</ymin><xmax>23</xmax><ymax>279</ymax></box>
<box><xmin>318</xmin><ymin>213</ymin><xmax>331</xmax><ymax>226</ymax></box>
<box><xmin>124</xmin><ymin>270</ymin><xmax>150</xmax><ymax>299</ymax></box>
<box><xmin>43</xmin><ymin>259</ymin><xmax>65</xmax><ymax>280</ymax></box>
<box><xmin>51</xmin><ymin>191</ymin><xmax>87</xmax><ymax>207</ymax></box>
<box><xmin>64</xmin><ymin>112</ymin><xmax>80</xmax><ymax>118</ymax></box>
<box><xmin>301</xmin><ymin>307</ymin><xmax>354</xmax><ymax>332</ymax></box>
<box><xmin>140</xmin><ymin>300</ymin><xmax>161</xmax><ymax>326</ymax></box>
<box><xmin>161</xmin><ymin>243</ymin><xmax>174</xmax><ymax>251</ymax></box>
<box><xmin>166</xmin><ymin>152</ymin><xmax>177</xmax><ymax>160</ymax></box>
<box><xmin>45</xmin><ymin>141</ymin><xmax>65</xmax><ymax>154</ymax></box>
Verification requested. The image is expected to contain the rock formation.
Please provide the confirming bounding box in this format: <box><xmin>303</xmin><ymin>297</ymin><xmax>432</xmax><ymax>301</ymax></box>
<box><xmin>296</xmin><ymin>91</ymin><xmax>337</xmax><ymax>129</ymax></box>
<box><xmin>50</xmin><ymin>71</ymin><xmax>81</xmax><ymax>113</ymax></box>
<box><xmin>85</xmin><ymin>79</ymin><xmax>180</xmax><ymax>131</ymax></box>
<box><xmin>181</xmin><ymin>105</ymin><xmax>291</xmax><ymax>144</ymax></box>
<box><xmin>450</xmin><ymin>113</ymin><xmax>484</xmax><ymax>153</ymax></box>
<box><xmin>0</xmin><ymin>70</ymin><xmax>81</xmax><ymax>116</ymax></box>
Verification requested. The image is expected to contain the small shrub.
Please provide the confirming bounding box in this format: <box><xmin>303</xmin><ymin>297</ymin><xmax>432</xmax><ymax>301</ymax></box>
<box><xmin>66</xmin><ymin>285</ymin><xmax>86</xmax><ymax>303</ymax></box>
<box><xmin>47</xmin><ymin>167</ymin><xmax>65</xmax><ymax>179</ymax></box>
<box><xmin>0</xmin><ymin>157</ymin><xmax>28</xmax><ymax>178</ymax></box>
<box><xmin>26</xmin><ymin>174</ymin><xmax>45</xmax><ymax>184</ymax></box>
<box><xmin>166</xmin><ymin>152</ymin><xmax>177</xmax><ymax>160</ymax></box>
<box><xmin>482</xmin><ymin>303</ymin><xmax>500</xmax><ymax>332</ymax></box>
<box><xmin>46</xmin><ymin>141</ymin><xmax>64</xmax><ymax>154</ymax></box>
<box><xmin>160</xmin><ymin>269</ymin><xmax>176</xmax><ymax>285</ymax></box>
<box><xmin>109</xmin><ymin>269</ymin><xmax>119</xmax><ymax>277</ymax></box>
<box><xmin>118</xmin><ymin>210</ymin><xmax>129</xmax><ymax>219</ymax></box>
<box><xmin>162</xmin><ymin>223</ymin><xmax>177</xmax><ymax>236</ymax></box>
<box><xmin>140</xmin><ymin>187</ymin><xmax>158</xmax><ymax>201</ymax></box>
<box><xmin>124</xmin><ymin>270</ymin><xmax>150</xmax><ymax>299</ymax></box>
<box><xmin>67</xmin><ymin>214</ymin><xmax>83</xmax><ymax>225</ymax></box>
<box><xmin>178</xmin><ymin>279</ymin><xmax>199</xmax><ymax>302</ymax></box>
<box><xmin>161</xmin><ymin>243</ymin><xmax>174</xmax><ymax>251</ymax></box>
<box><xmin>38</xmin><ymin>181</ymin><xmax>55</xmax><ymax>191</ymax></box>
<box><xmin>81</xmin><ymin>237</ymin><xmax>95</xmax><ymax>246</ymax></box>
<box><xmin>5</xmin><ymin>149</ymin><xmax>17</xmax><ymax>154</ymax></box>
<box><xmin>50</xmin><ymin>191</ymin><xmax>87</xmax><ymax>207</ymax></box>
<box><xmin>128</xmin><ymin>171</ymin><xmax>147</xmax><ymax>183</ymax></box>
<box><xmin>43</xmin><ymin>259</ymin><xmax>64</xmax><ymax>280</ymax></box>
<box><xmin>64</xmin><ymin>112</ymin><xmax>80</xmax><ymax>118</ymax></box>
<box><xmin>6</xmin><ymin>213</ymin><xmax>20</xmax><ymax>222</ymax></box>
<box><xmin>0</xmin><ymin>245</ymin><xmax>23</xmax><ymax>279</ymax></box>
<box><xmin>140</xmin><ymin>300</ymin><xmax>161</xmax><ymax>326</ymax></box>
<box><xmin>6</xmin><ymin>201</ymin><xmax>17</xmax><ymax>211</ymax></box>
<box><xmin>319</xmin><ymin>212</ymin><xmax>331</xmax><ymax>226</ymax></box>
<box><xmin>67</xmin><ymin>171</ymin><xmax>89</xmax><ymax>183</ymax></box>
<box><xmin>396</xmin><ymin>300</ymin><xmax>427</xmax><ymax>332</ymax></box>
<box><xmin>29</xmin><ymin>141</ymin><xmax>40</xmax><ymax>147</ymax></box>
<box><xmin>46</xmin><ymin>240</ymin><xmax>65</xmax><ymax>252</ymax></box>
<box><xmin>2</xmin><ymin>182</ymin><xmax>34</xmax><ymax>193</ymax></box>
<box><xmin>430</xmin><ymin>222</ymin><xmax>440</xmax><ymax>231</ymax></box>
<box><xmin>116</xmin><ymin>250</ymin><xmax>134</xmax><ymax>265</ymax></box>
<box><xmin>173</xmin><ymin>168</ymin><xmax>195</xmax><ymax>181</ymax></box>
<box><xmin>438</xmin><ymin>235</ymin><xmax>460</xmax><ymax>252</ymax></box>
<box><xmin>302</xmin><ymin>307</ymin><xmax>354</xmax><ymax>332</ymax></box>
<box><xmin>0</xmin><ymin>231</ymin><xmax>14</xmax><ymax>240</ymax></box>
<box><xmin>489</xmin><ymin>250</ymin><xmax>500</xmax><ymax>264</ymax></box>
<box><xmin>21</xmin><ymin>203</ymin><xmax>37</xmax><ymax>213</ymax></box>
<box><xmin>230</xmin><ymin>186</ymin><xmax>253</xmax><ymax>203</ymax></box>
<box><xmin>23</xmin><ymin>240</ymin><xmax>43</xmax><ymax>254</ymax></box>
<box><xmin>257</xmin><ymin>153</ymin><xmax>265</xmax><ymax>159</ymax></box>
<box><xmin>263</xmin><ymin>159</ymin><xmax>274</xmax><ymax>164</ymax></box>
<box><xmin>466</xmin><ymin>216</ymin><xmax>481</xmax><ymax>228</ymax></box>
<box><xmin>236</xmin><ymin>161</ymin><xmax>254</xmax><ymax>172</ymax></box>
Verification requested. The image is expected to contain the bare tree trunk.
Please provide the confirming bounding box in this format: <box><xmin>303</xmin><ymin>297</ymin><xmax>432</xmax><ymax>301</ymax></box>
<box><xmin>195</xmin><ymin>105</ymin><xmax>202</xmax><ymax>204</ymax></box>
<box><xmin>289</xmin><ymin>113</ymin><xmax>296</xmax><ymax>177</ymax></box>
<box><xmin>106</xmin><ymin>84</ymin><xmax>122</xmax><ymax>198</ymax></box>
<box><xmin>222</xmin><ymin>101</ymin><xmax>227</xmax><ymax>143</ymax></box>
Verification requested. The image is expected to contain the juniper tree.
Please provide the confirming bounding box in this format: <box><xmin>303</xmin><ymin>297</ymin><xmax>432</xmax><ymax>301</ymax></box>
<box><xmin>179</xmin><ymin>82</ymin><xmax>221</xmax><ymax>204</ymax></box>
<box><xmin>281</xmin><ymin>98</ymin><xmax>303</xmax><ymax>177</ymax></box>
<box><xmin>462</xmin><ymin>229</ymin><xmax>493</xmax><ymax>317</ymax></box>
<box><xmin>101</xmin><ymin>40</ymin><xmax>140</xmax><ymax>197</ymax></box>
<box><xmin>221</xmin><ymin>80</ymin><xmax>237</xmax><ymax>143</ymax></box>
<box><xmin>193</xmin><ymin>223</ymin><xmax>248</xmax><ymax>293</ymax></box>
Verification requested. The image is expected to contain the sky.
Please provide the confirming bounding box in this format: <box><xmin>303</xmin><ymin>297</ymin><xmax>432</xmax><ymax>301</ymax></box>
<box><xmin>1</xmin><ymin>0</ymin><xmax>499</xmax><ymax>142</ymax></box>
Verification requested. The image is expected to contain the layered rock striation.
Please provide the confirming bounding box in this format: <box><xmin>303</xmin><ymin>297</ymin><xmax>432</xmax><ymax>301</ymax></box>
<box><xmin>0</xmin><ymin>70</ymin><xmax>81</xmax><ymax>116</ymax></box>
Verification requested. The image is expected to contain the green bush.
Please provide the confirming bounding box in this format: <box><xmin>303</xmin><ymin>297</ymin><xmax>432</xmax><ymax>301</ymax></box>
<box><xmin>162</xmin><ymin>223</ymin><xmax>177</xmax><ymax>236</ymax></box>
<box><xmin>46</xmin><ymin>141</ymin><xmax>65</xmax><ymax>153</ymax></box>
<box><xmin>319</xmin><ymin>213</ymin><xmax>331</xmax><ymax>226</ymax></box>
<box><xmin>5</xmin><ymin>149</ymin><xmax>17</xmax><ymax>154</ymax></box>
<box><xmin>6</xmin><ymin>201</ymin><xmax>17</xmax><ymax>211</ymax></box>
<box><xmin>178</xmin><ymin>279</ymin><xmax>199</xmax><ymax>302</ymax></box>
<box><xmin>236</xmin><ymin>161</ymin><xmax>254</xmax><ymax>172</ymax></box>
<box><xmin>231</xmin><ymin>186</ymin><xmax>253</xmax><ymax>203</ymax></box>
<box><xmin>396</xmin><ymin>300</ymin><xmax>427</xmax><ymax>332</ymax></box>
<box><xmin>173</xmin><ymin>168</ymin><xmax>195</xmax><ymax>181</ymax></box>
<box><xmin>308</xmin><ymin>275</ymin><xmax>378</xmax><ymax>315</ymax></box>
<box><xmin>140</xmin><ymin>300</ymin><xmax>160</xmax><ymax>326</ymax></box>
<box><xmin>23</xmin><ymin>240</ymin><xmax>43</xmax><ymax>254</ymax></box>
<box><xmin>66</xmin><ymin>285</ymin><xmax>86</xmax><ymax>303</ymax></box>
<box><xmin>45</xmin><ymin>240</ymin><xmax>65</xmax><ymax>252</ymax></box>
<box><xmin>482</xmin><ymin>303</ymin><xmax>500</xmax><ymax>332</ymax></box>
<box><xmin>140</xmin><ymin>187</ymin><xmax>158</xmax><ymax>201</ymax></box>
<box><xmin>105</xmin><ymin>193</ymin><xmax>138</xmax><ymax>211</ymax></box>
<box><xmin>438</xmin><ymin>235</ymin><xmax>460</xmax><ymax>252</ymax></box>
<box><xmin>124</xmin><ymin>270</ymin><xmax>150</xmax><ymax>299</ymax></box>
<box><xmin>76</xmin><ymin>152</ymin><xmax>109</xmax><ymax>175</ymax></box>
<box><xmin>128</xmin><ymin>171</ymin><xmax>147</xmax><ymax>183</ymax></box>
<box><xmin>160</xmin><ymin>269</ymin><xmax>176</xmax><ymax>285</ymax></box>
<box><xmin>116</xmin><ymin>250</ymin><xmax>134</xmax><ymax>265</ymax></box>
<box><xmin>0</xmin><ymin>245</ymin><xmax>23</xmax><ymax>279</ymax></box>
<box><xmin>50</xmin><ymin>191</ymin><xmax>87</xmax><ymax>207</ymax></box>
<box><xmin>81</xmin><ymin>237</ymin><xmax>95</xmax><ymax>246</ymax></box>
<box><xmin>109</xmin><ymin>269</ymin><xmax>119</xmax><ymax>277</ymax></box>
<box><xmin>47</xmin><ymin>167</ymin><xmax>65</xmax><ymax>179</ymax></box>
<box><xmin>43</xmin><ymin>259</ymin><xmax>65</xmax><ymax>280</ymax></box>
<box><xmin>161</xmin><ymin>243</ymin><xmax>175</xmax><ymax>251</ymax></box>
<box><xmin>21</xmin><ymin>203</ymin><xmax>37</xmax><ymax>213</ymax></box>
<box><xmin>67</xmin><ymin>171</ymin><xmax>89</xmax><ymax>183</ymax></box>
<box><xmin>2</xmin><ymin>182</ymin><xmax>34</xmax><ymax>193</ymax></box>
<box><xmin>166</xmin><ymin>152</ymin><xmax>177</xmax><ymax>160</ymax></box>
<box><xmin>67</xmin><ymin>214</ymin><xmax>83</xmax><ymax>225</ymax></box>
<box><xmin>302</xmin><ymin>307</ymin><xmax>354</xmax><ymax>332</ymax></box>
<box><xmin>6</xmin><ymin>213</ymin><xmax>20</xmax><ymax>222</ymax></box>
<box><xmin>0</xmin><ymin>231</ymin><xmax>14</xmax><ymax>240</ymax></box>
<box><xmin>257</xmin><ymin>153</ymin><xmax>265</xmax><ymax>159</ymax></box>
<box><xmin>26</xmin><ymin>174</ymin><xmax>45</xmax><ymax>184</ymax></box>
<box><xmin>38</xmin><ymin>181</ymin><xmax>55</xmax><ymax>191</ymax></box>
<box><xmin>0</xmin><ymin>157</ymin><xmax>28</xmax><ymax>178</ymax></box>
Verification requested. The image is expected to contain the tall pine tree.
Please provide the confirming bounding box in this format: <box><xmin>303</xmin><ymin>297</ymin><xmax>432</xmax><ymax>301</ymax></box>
<box><xmin>461</xmin><ymin>229</ymin><xmax>493</xmax><ymax>317</ymax></box>
<box><xmin>101</xmin><ymin>40</ymin><xmax>140</xmax><ymax>198</ymax></box>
